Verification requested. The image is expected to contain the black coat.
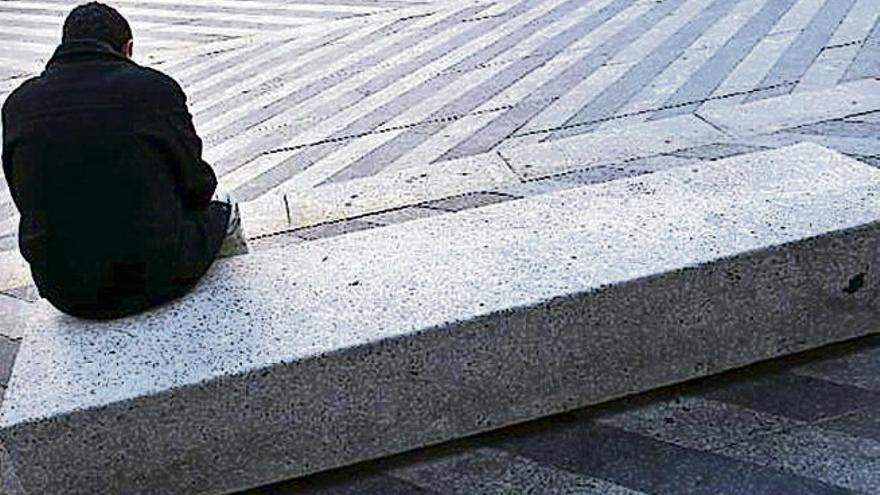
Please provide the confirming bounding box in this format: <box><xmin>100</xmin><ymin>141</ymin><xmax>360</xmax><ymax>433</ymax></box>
<box><xmin>2</xmin><ymin>40</ymin><xmax>229</xmax><ymax>319</ymax></box>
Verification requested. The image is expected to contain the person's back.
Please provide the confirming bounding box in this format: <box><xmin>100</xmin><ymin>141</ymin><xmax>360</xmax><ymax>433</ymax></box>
<box><xmin>2</xmin><ymin>2</ymin><xmax>236</xmax><ymax>319</ymax></box>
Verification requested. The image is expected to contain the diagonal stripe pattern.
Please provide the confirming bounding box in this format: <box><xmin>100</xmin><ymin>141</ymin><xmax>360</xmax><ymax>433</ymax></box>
<box><xmin>1</xmin><ymin>0</ymin><xmax>880</xmax><ymax>230</ymax></box>
<box><xmin>0</xmin><ymin>0</ymin><xmax>417</xmax><ymax>79</ymax></box>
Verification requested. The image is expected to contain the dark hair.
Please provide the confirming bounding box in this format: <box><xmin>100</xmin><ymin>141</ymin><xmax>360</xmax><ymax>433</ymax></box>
<box><xmin>62</xmin><ymin>2</ymin><xmax>132</xmax><ymax>52</ymax></box>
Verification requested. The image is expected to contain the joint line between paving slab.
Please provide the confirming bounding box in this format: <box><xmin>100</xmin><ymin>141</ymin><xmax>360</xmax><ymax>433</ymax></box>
<box><xmin>255</xmin><ymin>80</ymin><xmax>786</xmax><ymax>159</ymax></box>
<box><xmin>459</xmin><ymin>13</ymin><xmax>511</xmax><ymax>24</ymax></box>
<box><xmin>220</xmin><ymin>58</ymin><xmax>853</xmax><ymax>165</ymax></box>
<box><xmin>0</xmin><ymin>293</ymin><xmax>20</xmax><ymax>304</ymax></box>
<box><xmin>693</xmin><ymin>112</ymin><xmax>739</xmax><ymax>141</ymax></box>
<box><xmin>246</xmin><ymin>209</ymin><xmax>392</xmax><ymax>241</ymax></box>
<box><xmin>282</xmin><ymin>194</ymin><xmax>292</xmax><ymax>225</ymax></box>
<box><xmin>495</xmin><ymin>150</ymin><xmax>523</xmax><ymax>183</ymax></box>
<box><xmin>395</xmin><ymin>12</ymin><xmax>435</xmax><ymax>22</ymax></box>
<box><xmin>702</xmin><ymin>397</ymin><xmax>880</xmax><ymax>455</ymax></box>
<box><xmin>824</xmin><ymin>39</ymin><xmax>863</xmax><ymax>51</ymax></box>
<box><xmin>512</xmin><ymin>83</ymin><xmax>792</xmax><ymax>140</ymax></box>
<box><xmin>247</xmin><ymin>191</ymin><xmax>521</xmax><ymax>242</ymax></box>
<box><xmin>257</xmin><ymin>102</ymin><xmax>532</xmax><ymax>156</ymax></box>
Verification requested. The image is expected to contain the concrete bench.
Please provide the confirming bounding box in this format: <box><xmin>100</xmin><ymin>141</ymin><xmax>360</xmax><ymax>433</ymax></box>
<box><xmin>2</xmin><ymin>143</ymin><xmax>880</xmax><ymax>494</ymax></box>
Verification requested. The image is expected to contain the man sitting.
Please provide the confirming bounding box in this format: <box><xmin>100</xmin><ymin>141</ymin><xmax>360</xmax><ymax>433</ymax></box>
<box><xmin>1</xmin><ymin>2</ymin><xmax>245</xmax><ymax>319</ymax></box>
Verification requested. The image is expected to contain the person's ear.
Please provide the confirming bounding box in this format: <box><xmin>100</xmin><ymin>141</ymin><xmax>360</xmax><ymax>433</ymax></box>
<box><xmin>123</xmin><ymin>39</ymin><xmax>133</xmax><ymax>59</ymax></box>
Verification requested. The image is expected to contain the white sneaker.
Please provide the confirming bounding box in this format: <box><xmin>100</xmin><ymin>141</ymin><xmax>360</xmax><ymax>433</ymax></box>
<box><xmin>214</xmin><ymin>189</ymin><xmax>249</xmax><ymax>258</ymax></box>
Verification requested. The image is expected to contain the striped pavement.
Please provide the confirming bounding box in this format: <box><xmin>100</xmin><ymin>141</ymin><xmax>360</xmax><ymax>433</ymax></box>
<box><xmin>245</xmin><ymin>335</ymin><xmax>880</xmax><ymax>494</ymax></box>
<box><xmin>0</xmin><ymin>0</ymin><xmax>423</xmax><ymax>80</ymax></box>
<box><xmin>2</xmin><ymin>0</ymin><xmax>880</xmax><ymax>237</ymax></box>
<box><xmin>0</xmin><ymin>0</ymin><xmax>878</xmax><ymax>295</ymax></box>
<box><xmin>170</xmin><ymin>0</ymin><xmax>878</xmax><ymax>199</ymax></box>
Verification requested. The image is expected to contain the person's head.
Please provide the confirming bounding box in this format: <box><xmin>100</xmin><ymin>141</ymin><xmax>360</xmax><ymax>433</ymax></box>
<box><xmin>62</xmin><ymin>2</ymin><xmax>133</xmax><ymax>58</ymax></box>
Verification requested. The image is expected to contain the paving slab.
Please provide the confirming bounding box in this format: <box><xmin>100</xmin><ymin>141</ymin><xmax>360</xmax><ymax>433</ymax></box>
<box><xmin>0</xmin><ymin>0</ymin><xmax>425</xmax><ymax>81</ymax></box>
<box><xmin>0</xmin><ymin>337</ymin><xmax>19</xmax><ymax>390</ymax></box>
<box><xmin>2</xmin><ymin>144</ymin><xmax>880</xmax><ymax>493</ymax></box>
<box><xmin>490</xmin><ymin>422</ymin><xmax>847</xmax><ymax>495</ymax></box>
<box><xmin>841</xmin><ymin>11</ymin><xmax>880</xmax><ymax>82</ymax></box>
<box><xmin>5</xmin><ymin>0</ymin><xmax>879</xmax><ymax>226</ymax></box>
<box><xmin>743</xmin><ymin>0</ymin><xmax>859</xmax><ymax>102</ymax></box>
<box><xmin>275</xmin><ymin>335</ymin><xmax>880</xmax><ymax>494</ymax></box>
<box><xmin>793</xmin><ymin>119</ymin><xmax>880</xmax><ymax>139</ymax></box>
<box><xmin>237</xmin><ymin>110</ymin><xmax>745</xmax><ymax>240</ymax></box>
<box><xmin>697</xmin><ymin>78</ymin><xmax>880</xmax><ymax>137</ymax></box>
<box><xmin>859</xmin><ymin>155</ymin><xmax>880</xmax><ymax>168</ymax></box>
<box><xmin>420</xmin><ymin>192</ymin><xmax>518</xmax><ymax>212</ymax></box>
<box><xmin>0</xmin><ymin>442</ymin><xmax>25</xmax><ymax>495</ymax></box>
<box><xmin>492</xmin><ymin>176</ymin><xmax>576</xmax><ymax>197</ymax></box>
<box><xmin>554</xmin><ymin>154</ymin><xmax>700</xmax><ymax>186</ymax></box>
<box><xmin>0</xmin><ymin>251</ymin><xmax>31</xmax><ymax>295</ymax></box>
<box><xmin>499</xmin><ymin>114</ymin><xmax>726</xmax><ymax>180</ymax></box>
<box><xmin>791</xmin><ymin>345</ymin><xmax>880</xmax><ymax>392</ymax></box>
<box><xmin>0</xmin><ymin>286</ymin><xmax>39</xmax><ymax>305</ymax></box>
<box><xmin>388</xmin><ymin>447</ymin><xmax>646</xmax><ymax>495</ymax></box>
<box><xmin>671</xmin><ymin>142</ymin><xmax>770</xmax><ymax>161</ymax></box>
<box><xmin>360</xmin><ymin>206</ymin><xmax>448</xmax><ymax>226</ymax></box>
<box><xmin>694</xmin><ymin>373</ymin><xmax>880</xmax><ymax>423</ymax></box>
<box><xmin>594</xmin><ymin>397</ymin><xmax>802</xmax><ymax>452</ymax></box>
<box><xmin>815</xmin><ymin>407</ymin><xmax>880</xmax><ymax>442</ymax></box>
<box><xmin>0</xmin><ymin>234</ymin><xmax>15</xmax><ymax>253</ymax></box>
<box><xmin>0</xmin><ymin>297</ymin><xmax>32</xmax><ymax>342</ymax></box>
<box><xmin>240</xmin><ymin>150</ymin><xmax>516</xmax><ymax>237</ymax></box>
<box><xmin>750</xmin><ymin>131</ymin><xmax>880</xmax><ymax>158</ymax></box>
<box><xmin>716</xmin><ymin>423</ymin><xmax>880</xmax><ymax>493</ymax></box>
<box><xmin>292</xmin><ymin>219</ymin><xmax>380</xmax><ymax>241</ymax></box>
<box><xmin>845</xmin><ymin>111</ymin><xmax>880</xmax><ymax>124</ymax></box>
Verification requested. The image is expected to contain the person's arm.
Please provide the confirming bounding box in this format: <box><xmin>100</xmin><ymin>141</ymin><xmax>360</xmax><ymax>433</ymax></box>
<box><xmin>165</xmin><ymin>80</ymin><xmax>217</xmax><ymax>210</ymax></box>
<box><xmin>2</xmin><ymin>98</ymin><xmax>19</xmax><ymax>208</ymax></box>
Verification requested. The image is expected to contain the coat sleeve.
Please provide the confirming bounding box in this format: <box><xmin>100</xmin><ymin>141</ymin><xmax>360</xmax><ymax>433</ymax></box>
<box><xmin>1</xmin><ymin>103</ymin><xmax>9</xmax><ymax>183</ymax></box>
<box><xmin>164</xmin><ymin>78</ymin><xmax>217</xmax><ymax>211</ymax></box>
<box><xmin>1</xmin><ymin>97</ymin><xmax>18</xmax><ymax>208</ymax></box>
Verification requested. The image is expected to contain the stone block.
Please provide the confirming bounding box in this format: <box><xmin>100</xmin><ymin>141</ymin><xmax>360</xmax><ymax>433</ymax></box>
<box><xmin>2</xmin><ymin>144</ymin><xmax>880</xmax><ymax>494</ymax></box>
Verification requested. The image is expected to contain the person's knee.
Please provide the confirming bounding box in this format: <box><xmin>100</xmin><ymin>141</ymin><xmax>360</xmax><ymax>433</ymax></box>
<box><xmin>211</xmin><ymin>187</ymin><xmax>234</xmax><ymax>206</ymax></box>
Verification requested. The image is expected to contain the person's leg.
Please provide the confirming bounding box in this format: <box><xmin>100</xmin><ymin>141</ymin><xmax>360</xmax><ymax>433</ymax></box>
<box><xmin>211</xmin><ymin>188</ymin><xmax>249</xmax><ymax>257</ymax></box>
<box><xmin>168</xmin><ymin>201</ymin><xmax>229</xmax><ymax>296</ymax></box>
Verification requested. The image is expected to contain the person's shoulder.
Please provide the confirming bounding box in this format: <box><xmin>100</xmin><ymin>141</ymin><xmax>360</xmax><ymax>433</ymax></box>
<box><xmin>2</xmin><ymin>76</ymin><xmax>42</xmax><ymax>116</ymax></box>
<box><xmin>5</xmin><ymin>76</ymin><xmax>40</xmax><ymax>104</ymax></box>
<box><xmin>124</xmin><ymin>64</ymin><xmax>187</xmax><ymax>105</ymax></box>
<box><xmin>134</xmin><ymin>65</ymin><xmax>182</xmax><ymax>91</ymax></box>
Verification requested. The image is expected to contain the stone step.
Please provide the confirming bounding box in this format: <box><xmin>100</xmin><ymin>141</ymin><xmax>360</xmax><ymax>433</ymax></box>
<box><xmin>2</xmin><ymin>143</ymin><xmax>880</xmax><ymax>494</ymax></box>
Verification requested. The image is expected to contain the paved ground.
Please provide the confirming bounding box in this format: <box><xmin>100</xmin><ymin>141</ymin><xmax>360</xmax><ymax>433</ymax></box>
<box><xmin>0</xmin><ymin>0</ymin><xmax>423</xmax><ymax>80</ymax></box>
<box><xmin>247</xmin><ymin>335</ymin><xmax>880</xmax><ymax>494</ymax></box>
<box><xmin>1</xmin><ymin>0</ymin><xmax>879</xmax><ymax>293</ymax></box>
<box><xmin>1</xmin><ymin>0</ymin><xmax>879</xmax><ymax>492</ymax></box>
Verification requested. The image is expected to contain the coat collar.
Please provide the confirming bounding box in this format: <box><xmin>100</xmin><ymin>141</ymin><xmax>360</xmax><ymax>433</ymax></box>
<box><xmin>47</xmin><ymin>39</ymin><xmax>129</xmax><ymax>68</ymax></box>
